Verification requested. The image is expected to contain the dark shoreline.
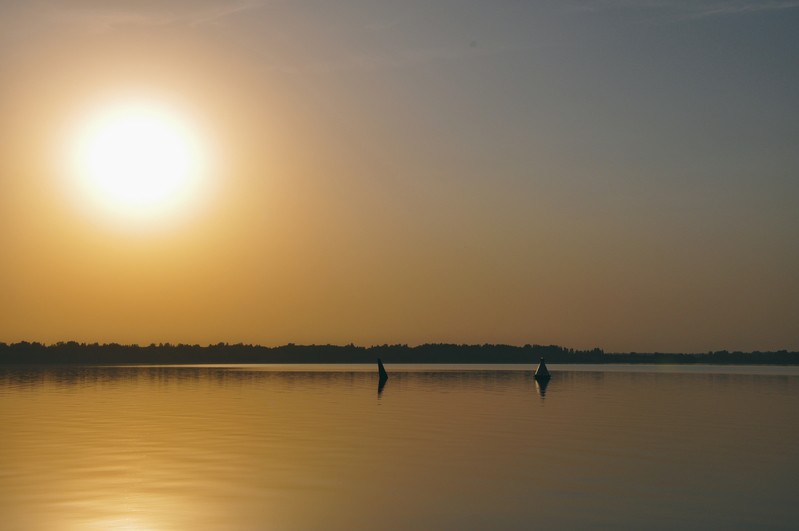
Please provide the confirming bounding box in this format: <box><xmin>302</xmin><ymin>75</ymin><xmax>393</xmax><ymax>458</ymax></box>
<box><xmin>1</xmin><ymin>342</ymin><xmax>797</xmax><ymax>365</ymax></box>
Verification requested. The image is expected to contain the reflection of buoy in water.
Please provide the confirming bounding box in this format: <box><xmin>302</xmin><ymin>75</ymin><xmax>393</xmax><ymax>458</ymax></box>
<box><xmin>377</xmin><ymin>358</ymin><xmax>389</xmax><ymax>382</ymax></box>
<box><xmin>534</xmin><ymin>357</ymin><xmax>551</xmax><ymax>381</ymax></box>
<box><xmin>535</xmin><ymin>377</ymin><xmax>549</xmax><ymax>397</ymax></box>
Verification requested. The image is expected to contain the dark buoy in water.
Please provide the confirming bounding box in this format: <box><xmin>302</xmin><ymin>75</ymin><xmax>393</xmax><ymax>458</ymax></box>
<box><xmin>377</xmin><ymin>358</ymin><xmax>389</xmax><ymax>382</ymax></box>
<box><xmin>377</xmin><ymin>358</ymin><xmax>389</xmax><ymax>396</ymax></box>
<box><xmin>534</xmin><ymin>357</ymin><xmax>551</xmax><ymax>381</ymax></box>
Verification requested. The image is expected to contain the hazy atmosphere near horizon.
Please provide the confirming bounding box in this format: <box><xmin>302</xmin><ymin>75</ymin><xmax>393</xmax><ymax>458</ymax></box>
<box><xmin>1</xmin><ymin>0</ymin><xmax>797</xmax><ymax>353</ymax></box>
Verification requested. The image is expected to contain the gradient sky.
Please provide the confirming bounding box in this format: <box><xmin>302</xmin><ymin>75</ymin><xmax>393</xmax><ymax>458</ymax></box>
<box><xmin>1</xmin><ymin>0</ymin><xmax>797</xmax><ymax>352</ymax></box>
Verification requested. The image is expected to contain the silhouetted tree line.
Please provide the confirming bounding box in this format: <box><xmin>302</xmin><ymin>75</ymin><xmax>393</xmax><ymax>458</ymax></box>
<box><xmin>0</xmin><ymin>341</ymin><xmax>797</xmax><ymax>365</ymax></box>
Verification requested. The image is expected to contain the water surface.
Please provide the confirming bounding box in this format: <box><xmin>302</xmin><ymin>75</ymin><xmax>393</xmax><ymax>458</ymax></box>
<box><xmin>1</xmin><ymin>364</ymin><xmax>798</xmax><ymax>530</ymax></box>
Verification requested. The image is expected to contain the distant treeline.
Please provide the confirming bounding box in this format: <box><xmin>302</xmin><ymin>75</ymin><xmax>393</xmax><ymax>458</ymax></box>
<box><xmin>1</xmin><ymin>341</ymin><xmax>798</xmax><ymax>365</ymax></box>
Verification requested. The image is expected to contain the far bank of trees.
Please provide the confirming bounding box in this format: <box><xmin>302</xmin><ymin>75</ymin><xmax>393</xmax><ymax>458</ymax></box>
<box><xmin>0</xmin><ymin>341</ymin><xmax>797</xmax><ymax>365</ymax></box>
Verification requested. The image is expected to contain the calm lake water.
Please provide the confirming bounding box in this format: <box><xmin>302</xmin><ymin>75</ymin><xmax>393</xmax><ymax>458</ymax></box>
<box><xmin>2</xmin><ymin>364</ymin><xmax>798</xmax><ymax>530</ymax></box>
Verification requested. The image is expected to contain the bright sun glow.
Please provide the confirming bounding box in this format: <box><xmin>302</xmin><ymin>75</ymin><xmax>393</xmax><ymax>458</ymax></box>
<box><xmin>67</xmin><ymin>99</ymin><xmax>210</xmax><ymax>223</ymax></box>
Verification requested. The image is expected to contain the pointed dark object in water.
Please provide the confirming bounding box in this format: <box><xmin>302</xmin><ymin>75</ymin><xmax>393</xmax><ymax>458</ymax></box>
<box><xmin>377</xmin><ymin>358</ymin><xmax>389</xmax><ymax>382</ymax></box>
<box><xmin>534</xmin><ymin>357</ymin><xmax>551</xmax><ymax>380</ymax></box>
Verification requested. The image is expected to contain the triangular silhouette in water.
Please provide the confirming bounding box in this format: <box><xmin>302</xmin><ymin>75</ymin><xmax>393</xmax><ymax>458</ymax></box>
<box><xmin>377</xmin><ymin>358</ymin><xmax>389</xmax><ymax>382</ymax></box>
<box><xmin>534</xmin><ymin>357</ymin><xmax>551</xmax><ymax>380</ymax></box>
<box><xmin>377</xmin><ymin>358</ymin><xmax>388</xmax><ymax>397</ymax></box>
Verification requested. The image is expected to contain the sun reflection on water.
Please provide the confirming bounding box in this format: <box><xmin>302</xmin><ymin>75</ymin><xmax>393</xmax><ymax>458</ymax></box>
<box><xmin>84</xmin><ymin>515</ymin><xmax>156</xmax><ymax>531</ymax></box>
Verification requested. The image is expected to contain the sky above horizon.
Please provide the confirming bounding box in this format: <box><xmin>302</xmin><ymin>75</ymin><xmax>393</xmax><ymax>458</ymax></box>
<box><xmin>1</xmin><ymin>0</ymin><xmax>797</xmax><ymax>352</ymax></box>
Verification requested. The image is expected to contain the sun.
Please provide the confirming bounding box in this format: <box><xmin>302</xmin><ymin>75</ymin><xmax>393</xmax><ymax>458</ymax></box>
<box><xmin>67</xmin><ymin>99</ymin><xmax>211</xmax><ymax>223</ymax></box>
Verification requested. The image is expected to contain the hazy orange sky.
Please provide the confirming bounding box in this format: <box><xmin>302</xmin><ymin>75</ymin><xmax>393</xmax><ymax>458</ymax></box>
<box><xmin>1</xmin><ymin>1</ymin><xmax>797</xmax><ymax>352</ymax></box>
